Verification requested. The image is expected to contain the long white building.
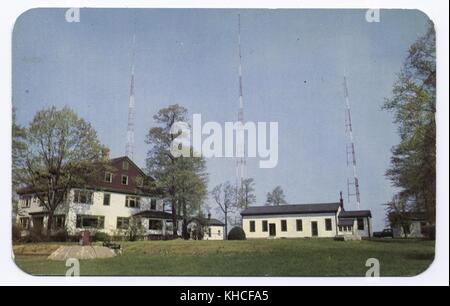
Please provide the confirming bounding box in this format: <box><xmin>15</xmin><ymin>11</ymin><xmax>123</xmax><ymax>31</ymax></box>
<box><xmin>241</xmin><ymin>197</ymin><xmax>373</xmax><ymax>239</ymax></box>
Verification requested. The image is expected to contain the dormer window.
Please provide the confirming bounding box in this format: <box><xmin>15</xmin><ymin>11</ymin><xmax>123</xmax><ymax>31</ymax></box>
<box><xmin>150</xmin><ymin>199</ymin><xmax>157</xmax><ymax>210</ymax></box>
<box><xmin>122</xmin><ymin>160</ymin><xmax>129</xmax><ymax>170</ymax></box>
<box><xmin>22</xmin><ymin>196</ymin><xmax>31</xmax><ymax>208</ymax></box>
<box><xmin>121</xmin><ymin>175</ymin><xmax>129</xmax><ymax>185</ymax></box>
<box><xmin>104</xmin><ymin>172</ymin><xmax>112</xmax><ymax>183</ymax></box>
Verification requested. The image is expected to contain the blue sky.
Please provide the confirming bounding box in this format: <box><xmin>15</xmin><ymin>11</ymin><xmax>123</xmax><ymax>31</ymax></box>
<box><xmin>12</xmin><ymin>8</ymin><xmax>431</xmax><ymax>230</ymax></box>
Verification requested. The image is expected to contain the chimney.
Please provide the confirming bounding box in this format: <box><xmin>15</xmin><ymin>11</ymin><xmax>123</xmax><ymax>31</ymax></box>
<box><xmin>339</xmin><ymin>191</ymin><xmax>344</xmax><ymax>210</ymax></box>
<box><xmin>208</xmin><ymin>213</ymin><xmax>211</xmax><ymax>220</ymax></box>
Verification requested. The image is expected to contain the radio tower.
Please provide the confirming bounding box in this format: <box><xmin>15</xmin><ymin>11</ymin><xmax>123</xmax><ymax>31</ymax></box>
<box><xmin>344</xmin><ymin>76</ymin><xmax>361</xmax><ymax>209</ymax></box>
<box><xmin>125</xmin><ymin>28</ymin><xmax>136</xmax><ymax>160</ymax></box>
<box><xmin>236</xmin><ymin>14</ymin><xmax>246</xmax><ymax>189</ymax></box>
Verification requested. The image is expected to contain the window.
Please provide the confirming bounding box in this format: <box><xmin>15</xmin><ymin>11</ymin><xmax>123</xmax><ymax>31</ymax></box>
<box><xmin>126</xmin><ymin>196</ymin><xmax>140</xmax><ymax>208</ymax></box>
<box><xmin>22</xmin><ymin>197</ymin><xmax>31</xmax><ymax>208</ymax></box>
<box><xmin>104</xmin><ymin>172</ymin><xmax>113</xmax><ymax>183</ymax></box>
<box><xmin>117</xmin><ymin>217</ymin><xmax>130</xmax><ymax>230</ymax></box>
<box><xmin>262</xmin><ymin>220</ymin><xmax>268</xmax><ymax>232</ymax></box>
<box><xmin>357</xmin><ymin>218</ymin><xmax>365</xmax><ymax>230</ymax></box>
<box><xmin>122</xmin><ymin>160</ymin><xmax>129</xmax><ymax>170</ymax></box>
<box><xmin>20</xmin><ymin>217</ymin><xmax>30</xmax><ymax>229</ymax></box>
<box><xmin>208</xmin><ymin>228</ymin><xmax>212</xmax><ymax>237</ymax></box>
<box><xmin>136</xmin><ymin>177</ymin><xmax>143</xmax><ymax>187</ymax></box>
<box><xmin>150</xmin><ymin>199</ymin><xmax>157</xmax><ymax>210</ymax></box>
<box><xmin>249</xmin><ymin>221</ymin><xmax>255</xmax><ymax>232</ymax></box>
<box><xmin>73</xmin><ymin>190</ymin><xmax>93</xmax><ymax>204</ymax></box>
<box><xmin>281</xmin><ymin>220</ymin><xmax>287</xmax><ymax>232</ymax></box>
<box><xmin>325</xmin><ymin>218</ymin><xmax>333</xmax><ymax>231</ymax></box>
<box><xmin>121</xmin><ymin>175</ymin><xmax>129</xmax><ymax>185</ymax></box>
<box><xmin>52</xmin><ymin>215</ymin><xmax>65</xmax><ymax>229</ymax></box>
<box><xmin>149</xmin><ymin>219</ymin><xmax>162</xmax><ymax>230</ymax></box>
<box><xmin>76</xmin><ymin>215</ymin><xmax>105</xmax><ymax>229</ymax></box>
<box><xmin>296</xmin><ymin>219</ymin><xmax>303</xmax><ymax>231</ymax></box>
<box><xmin>103</xmin><ymin>193</ymin><xmax>111</xmax><ymax>206</ymax></box>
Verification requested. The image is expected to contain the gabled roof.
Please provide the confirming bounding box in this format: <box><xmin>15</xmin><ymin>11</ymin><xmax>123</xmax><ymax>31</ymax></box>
<box><xmin>188</xmin><ymin>217</ymin><xmax>225</xmax><ymax>226</ymax></box>
<box><xmin>16</xmin><ymin>156</ymin><xmax>156</xmax><ymax>197</ymax></box>
<box><xmin>339</xmin><ymin>210</ymin><xmax>372</xmax><ymax>218</ymax></box>
<box><xmin>240</xmin><ymin>203</ymin><xmax>341</xmax><ymax>216</ymax></box>
<box><xmin>110</xmin><ymin>156</ymin><xmax>154</xmax><ymax>181</ymax></box>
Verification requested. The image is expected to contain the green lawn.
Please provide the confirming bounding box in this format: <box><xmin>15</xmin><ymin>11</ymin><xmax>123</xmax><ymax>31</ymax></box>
<box><xmin>13</xmin><ymin>239</ymin><xmax>435</xmax><ymax>277</ymax></box>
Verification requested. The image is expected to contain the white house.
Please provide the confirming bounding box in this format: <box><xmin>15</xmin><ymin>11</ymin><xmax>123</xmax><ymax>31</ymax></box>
<box><xmin>187</xmin><ymin>215</ymin><xmax>225</xmax><ymax>240</ymax></box>
<box><xmin>241</xmin><ymin>196</ymin><xmax>373</xmax><ymax>239</ymax></box>
<box><xmin>16</xmin><ymin>156</ymin><xmax>182</xmax><ymax>239</ymax></box>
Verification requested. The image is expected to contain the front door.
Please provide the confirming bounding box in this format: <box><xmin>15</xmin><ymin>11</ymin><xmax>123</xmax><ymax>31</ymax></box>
<box><xmin>269</xmin><ymin>223</ymin><xmax>276</xmax><ymax>237</ymax></box>
<box><xmin>311</xmin><ymin>221</ymin><xmax>318</xmax><ymax>237</ymax></box>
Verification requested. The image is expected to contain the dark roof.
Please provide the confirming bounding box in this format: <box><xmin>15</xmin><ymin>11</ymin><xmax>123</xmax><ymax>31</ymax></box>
<box><xmin>188</xmin><ymin>217</ymin><xmax>225</xmax><ymax>226</ymax></box>
<box><xmin>240</xmin><ymin>203</ymin><xmax>341</xmax><ymax>216</ymax></box>
<box><xmin>17</xmin><ymin>156</ymin><xmax>157</xmax><ymax>197</ymax></box>
<box><xmin>133</xmin><ymin>210</ymin><xmax>174</xmax><ymax>220</ymax></box>
<box><xmin>338</xmin><ymin>219</ymin><xmax>354</xmax><ymax>226</ymax></box>
<box><xmin>339</xmin><ymin>210</ymin><xmax>372</xmax><ymax>218</ymax></box>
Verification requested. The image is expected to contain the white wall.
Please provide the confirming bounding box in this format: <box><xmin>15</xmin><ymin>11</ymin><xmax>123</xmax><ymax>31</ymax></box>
<box><xmin>18</xmin><ymin>189</ymin><xmax>163</xmax><ymax>236</ymax></box>
<box><xmin>242</xmin><ymin>213</ymin><xmax>338</xmax><ymax>239</ymax></box>
<box><xmin>204</xmin><ymin>225</ymin><xmax>224</xmax><ymax>240</ymax></box>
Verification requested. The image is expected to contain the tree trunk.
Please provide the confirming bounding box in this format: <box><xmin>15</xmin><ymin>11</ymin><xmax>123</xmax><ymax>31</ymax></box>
<box><xmin>182</xmin><ymin>200</ymin><xmax>188</xmax><ymax>240</ymax></box>
<box><xmin>46</xmin><ymin>211</ymin><xmax>54</xmax><ymax>238</ymax></box>
<box><xmin>171</xmin><ymin>198</ymin><xmax>177</xmax><ymax>237</ymax></box>
<box><xmin>224</xmin><ymin>209</ymin><xmax>228</xmax><ymax>240</ymax></box>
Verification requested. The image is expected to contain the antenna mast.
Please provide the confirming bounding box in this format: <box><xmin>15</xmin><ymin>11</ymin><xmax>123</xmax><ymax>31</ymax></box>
<box><xmin>344</xmin><ymin>76</ymin><xmax>361</xmax><ymax>209</ymax></box>
<box><xmin>236</xmin><ymin>14</ymin><xmax>246</xmax><ymax>189</ymax></box>
<box><xmin>125</xmin><ymin>26</ymin><xmax>136</xmax><ymax>160</ymax></box>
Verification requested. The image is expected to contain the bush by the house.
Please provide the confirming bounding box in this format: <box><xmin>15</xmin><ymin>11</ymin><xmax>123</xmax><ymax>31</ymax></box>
<box><xmin>227</xmin><ymin>227</ymin><xmax>246</xmax><ymax>240</ymax></box>
<box><xmin>22</xmin><ymin>228</ymin><xmax>48</xmax><ymax>243</ymax></box>
<box><xmin>92</xmin><ymin>231</ymin><xmax>111</xmax><ymax>242</ymax></box>
<box><xmin>12</xmin><ymin>224</ymin><xmax>22</xmax><ymax>242</ymax></box>
<box><xmin>51</xmin><ymin>229</ymin><xmax>69</xmax><ymax>242</ymax></box>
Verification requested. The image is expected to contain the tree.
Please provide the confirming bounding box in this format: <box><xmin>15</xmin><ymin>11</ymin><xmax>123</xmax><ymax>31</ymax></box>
<box><xmin>385</xmin><ymin>194</ymin><xmax>412</xmax><ymax>238</ymax></box>
<box><xmin>211</xmin><ymin>182</ymin><xmax>236</xmax><ymax>240</ymax></box>
<box><xmin>174</xmin><ymin>154</ymin><xmax>208</xmax><ymax>239</ymax></box>
<box><xmin>383</xmin><ymin>22</ymin><xmax>436</xmax><ymax>236</ymax></box>
<box><xmin>236</xmin><ymin>178</ymin><xmax>256</xmax><ymax>210</ymax></box>
<box><xmin>265</xmin><ymin>186</ymin><xmax>287</xmax><ymax>206</ymax></box>
<box><xmin>146</xmin><ymin>104</ymin><xmax>208</xmax><ymax>237</ymax></box>
<box><xmin>12</xmin><ymin>107</ymin><xmax>27</xmax><ymax>215</ymax></box>
<box><xmin>15</xmin><ymin>107</ymin><xmax>108</xmax><ymax>236</ymax></box>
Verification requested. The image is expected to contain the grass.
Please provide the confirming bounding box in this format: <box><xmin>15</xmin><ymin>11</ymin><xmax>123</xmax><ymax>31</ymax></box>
<box><xmin>13</xmin><ymin>238</ymin><xmax>435</xmax><ymax>277</ymax></box>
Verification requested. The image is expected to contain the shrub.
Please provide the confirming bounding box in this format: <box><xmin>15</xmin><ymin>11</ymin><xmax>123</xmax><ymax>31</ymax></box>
<box><xmin>227</xmin><ymin>227</ymin><xmax>246</xmax><ymax>240</ymax></box>
<box><xmin>51</xmin><ymin>229</ymin><xmax>69</xmax><ymax>242</ymax></box>
<box><xmin>12</xmin><ymin>224</ymin><xmax>22</xmax><ymax>242</ymax></box>
<box><xmin>92</xmin><ymin>231</ymin><xmax>111</xmax><ymax>242</ymax></box>
<box><xmin>22</xmin><ymin>228</ymin><xmax>47</xmax><ymax>243</ymax></box>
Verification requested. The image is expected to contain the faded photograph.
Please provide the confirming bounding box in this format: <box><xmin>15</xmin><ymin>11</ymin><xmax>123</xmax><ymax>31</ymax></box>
<box><xmin>12</xmin><ymin>8</ymin><xmax>435</xmax><ymax>276</ymax></box>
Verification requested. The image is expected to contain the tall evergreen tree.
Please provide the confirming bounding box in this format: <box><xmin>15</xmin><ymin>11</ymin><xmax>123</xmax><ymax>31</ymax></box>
<box><xmin>146</xmin><ymin>104</ymin><xmax>208</xmax><ymax>237</ymax></box>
